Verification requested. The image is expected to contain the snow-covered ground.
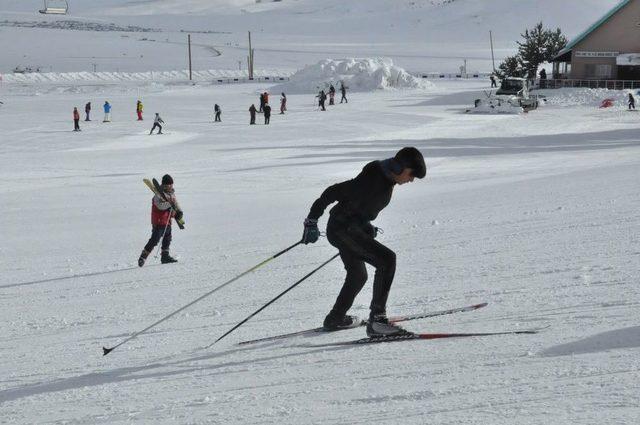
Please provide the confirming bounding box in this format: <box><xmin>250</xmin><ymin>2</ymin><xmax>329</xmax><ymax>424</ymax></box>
<box><xmin>1</xmin><ymin>75</ymin><xmax>639</xmax><ymax>423</ymax></box>
<box><xmin>0</xmin><ymin>0</ymin><xmax>622</xmax><ymax>74</ymax></box>
<box><xmin>2</xmin><ymin>0</ymin><xmax>640</xmax><ymax>423</ymax></box>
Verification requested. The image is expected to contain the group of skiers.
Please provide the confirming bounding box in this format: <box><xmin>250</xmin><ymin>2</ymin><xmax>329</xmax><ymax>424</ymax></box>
<box><xmin>246</xmin><ymin>92</ymin><xmax>287</xmax><ymax>125</ymax></box>
<box><xmin>316</xmin><ymin>82</ymin><xmax>348</xmax><ymax>111</ymax></box>
<box><xmin>72</xmin><ymin>99</ymin><xmax>167</xmax><ymax>134</ymax></box>
<box><xmin>141</xmin><ymin>146</ymin><xmax>426</xmax><ymax>338</ymax></box>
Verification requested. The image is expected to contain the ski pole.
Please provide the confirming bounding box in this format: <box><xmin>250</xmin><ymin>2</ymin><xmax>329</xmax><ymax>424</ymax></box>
<box><xmin>154</xmin><ymin>208</ymin><xmax>173</xmax><ymax>260</ymax></box>
<box><xmin>206</xmin><ymin>252</ymin><xmax>340</xmax><ymax>348</ymax></box>
<box><xmin>102</xmin><ymin>240</ymin><xmax>302</xmax><ymax>356</ymax></box>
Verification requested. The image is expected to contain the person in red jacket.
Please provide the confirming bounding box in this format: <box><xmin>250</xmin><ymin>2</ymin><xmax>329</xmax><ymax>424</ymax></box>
<box><xmin>138</xmin><ymin>174</ymin><xmax>180</xmax><ymax>266</ymax></box>
<box><xmin>73</xmin><ymin>107</ymin><xmax>81</xmax><ymax>131</ymax></box>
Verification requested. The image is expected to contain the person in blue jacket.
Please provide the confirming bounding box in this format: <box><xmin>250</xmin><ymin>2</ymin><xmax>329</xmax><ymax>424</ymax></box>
<box><xmin>103</xmin><ymin>101</ymin><xmax>112</xmax><ymax>122</ymax></box>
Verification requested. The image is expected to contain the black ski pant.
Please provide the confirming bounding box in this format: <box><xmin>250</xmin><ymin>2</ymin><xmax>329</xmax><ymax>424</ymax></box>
<box><xmin>250</xmin><ymin>113</ymin><xmax>256</xmax><ymax>124</ymax></box>
<box><xmin>215</xmin><ymin>112</ymin><xmax>221</xmax><ymax>122</ymax></box>
<box><xmin>326</xmin><ymin>218</ymin><xmax>395</xmax><ymax>318</ymax></box>
<box><xmin>144</xmin><ymin>224</ymin><xmax>172</xmax><ymax>253</ymax></box>
<box><xmin>340</xmin><ymin>93</ymin><xmax>347</xmax><ymax>103</ymax></box>
<box><xmin>264</xmin><ymin>114</ymin><xmax>270</xmax><ymax>124</ymax></box>
<box><xmin>74</xmin><ymin>119</ymin><xmax>80</xmax><ymax>131</ymax></box>
<box><xmin>85</xmin><ymin>112</ymin><xmax>90</xmax><ymax>121</ymax></box>
<box><xmin>150</xmin><ymin>123</ymin><xmax>162</xmax><ymax>134</ymax></box>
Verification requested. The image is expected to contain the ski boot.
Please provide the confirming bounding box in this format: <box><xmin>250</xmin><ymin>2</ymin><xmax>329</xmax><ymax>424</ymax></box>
<box><xmin>366</xmin><ymin>313</ymin><xmax>412</xmax><ymax>338</ymax></box>
<box><xmin>161</xmin><ymin>250</ymin><xmax>178</xmax><ymax>264</ymax></box>
<box><xmin>323</xmin><ymin>311</ymin><xmax>361</xmax><ymax>331</ymax></box>
<box><xmin>138</xmin><ymin>249</ymin><xmax>150</xmax><ymax>267</ymax></box>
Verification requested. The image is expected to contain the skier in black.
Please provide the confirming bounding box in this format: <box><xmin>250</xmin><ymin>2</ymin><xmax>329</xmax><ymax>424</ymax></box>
<box><xmin>214</xmin><ymin>104</ymin><xmax>222</xmax><ymax>122</ymax></box>
<box><xmin>249</xmin><ymin>104</ymin><xmax>257</xmax><ymax>125</ymax></box>
<box><xmin>317</xmin><ymin>90</ymin><xmax>327</xmax><ymax>111</ymax></box>
<box><xmin>302</xmin><ymin>147</ymin><xmax>426</xmax><ymax>337</ymax></box>
<box><xmin>339</xmin><ymin>82</ymin><xmax>348</xmax><ymax>103</ymax></box>
<box><xmin>263</xmin><ymin>103</ymin><xmax>271</xmax><ymax>124</ymax></box>
<box><xmin>138</xmin><ymin>174</ymin><xmax>181</xmax><ymax>266</ymax></box>
<box><xmin>85</xmin><ymin>102</ymin><xmax>91</xmax><ymax>121</ymax></box>
<box><xmin>259</xmin><ymin>93</ymin><xmax>265</xmax><ymax>113</ymax></box>
<box><xmin>629</xmin><ymin>93</ymin><xmax>636</xmax><ymax>110</ymax></box>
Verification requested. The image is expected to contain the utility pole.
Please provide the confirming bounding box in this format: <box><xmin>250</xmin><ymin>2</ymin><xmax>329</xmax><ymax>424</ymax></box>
<box><xmin>489</xmin><ymin>30</ymin><xmax>496</xmax><ymax>72</ymax></box>
<box><xmin>188</xmin><ymin>34</ymin><xmax>193</xmax><ymax>81</ymax></box>
<box><xmin>248</xmin><ymin>31</ymin><xmax>254</xmax><ymax>80</ymax></box>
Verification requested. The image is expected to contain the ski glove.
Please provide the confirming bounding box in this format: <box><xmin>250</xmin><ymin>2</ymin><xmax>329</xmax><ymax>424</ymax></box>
<box><xmin>364</xmin><ymin>223</ymin><xmax>382</xmax><ymax>239</ymax></box>
<box><xmin>302</xmin><ymin>218</ymin><xmax>320</xmax><ymax>244</ymax></box>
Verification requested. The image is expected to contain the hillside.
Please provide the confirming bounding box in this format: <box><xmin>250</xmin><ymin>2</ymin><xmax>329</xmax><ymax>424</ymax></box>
<box><xmin>0</xmin><ymin>0</ymin><xmax>621</xmax><ymax>73</ymax></box>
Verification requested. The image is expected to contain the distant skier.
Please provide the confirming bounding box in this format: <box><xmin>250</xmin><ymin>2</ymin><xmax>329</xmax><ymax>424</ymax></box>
<box><xmin>264</xmin><ymin>103</ymin><xmax>271</xmax><ymax>125</ymax></box>
<box><xmin>138</xmin><ymin>174</ymin><xmax>180</xmax><ymax>266</ymax></box>
<box><xmin>317</xmin><ymin>90</ymin><xmax>327</xmax><ymax>111</ymax></box>
<box><xmin>629</xmin><ymin>93</ymin><xmax>636</xmax><ymax>110</ymax></box>
<box><xmin>214</xmin><ymin>104</ymin><xmax>222</xmax><ymax>122</ymax></box>
<box><xmin>259</xmin><ymin>93</ymin><xmax>265</xmax><ymax>113</ymax></box>
<box><xmin>150</xmin><ymin>113</ymin><xmax>164</xmax><ymax>134</ymax></box>
<box><xmin>84</xmin><ymin>102</ymin><xmax>91</xmax><ymax>121</ymax></box>
<box><xmin>538</xmin><ymin>69</ymin><xmax>547</xmax><ymax>88</ymax></box>
<box><xmin>136</xmin><ymin>100</ymin><xmax>144</xmax><ymax>121</ymax></box>
<box><xmin>280</xmin><ymin>93</ymin><xmax>287</xmax><ymax>114</ymax></box>
<box><xmin>103</xmin><ymin>101</ymin><xmax>112</xmax><ymax>122</ymax></box>
<box><xmin>249</xmin><ymin>104</ymin><xmax>257</xmax><ymax>125</ymax></box>
<box><xmin>490</xmin><ymin>74</ymin><xmax>497</xmax><ymax>88</ymax></box>
<box><xmin>339</xmin><ymin>82</ymin><xmax>348</xmax><ymax>103</ymax></box>
<box><xmin>73</xmin><ymin>107</ymin><xmax>81</xmax><ymax>131</ymax></box>
<box><xmin>301</xmin><ymin>147</ymin><xmax>426</xmax><ymax>337</ymax></box>
<box><xmin>328</xmin><ymin>84</ymin><xmax>336</xmax><ymax>105</ymax></box>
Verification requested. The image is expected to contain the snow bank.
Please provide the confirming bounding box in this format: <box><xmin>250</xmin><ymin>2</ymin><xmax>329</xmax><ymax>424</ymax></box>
<box><xmin>1</xmin><ymin>69</ymin><xmax>294</xmax><ymax>84</ymax></box>
<box><xmin>272</xmin><ymin>58</ymin><xmax>433</xmax><ymax>94</ymax></box>
<box><xmin>540</xmin><ymin>87</ymin><xmax>639</xmax><ymax>108</ymax></box>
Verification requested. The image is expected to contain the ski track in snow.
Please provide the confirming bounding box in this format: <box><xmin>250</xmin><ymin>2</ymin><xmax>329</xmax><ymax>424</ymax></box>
<box><xmin>1</xmin><ymin>77</ymin><xmax>640</xmax><ymax>424</ymax></box>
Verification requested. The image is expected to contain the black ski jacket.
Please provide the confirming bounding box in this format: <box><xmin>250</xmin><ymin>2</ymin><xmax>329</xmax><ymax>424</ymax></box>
<box><xmin>307</xmin><ymin>161</ymin><xmax>395</xmax><ymax>224</ymax></box>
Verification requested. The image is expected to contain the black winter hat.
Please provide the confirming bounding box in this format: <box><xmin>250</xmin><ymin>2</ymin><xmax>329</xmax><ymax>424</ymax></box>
<box><xmin>394</xmin><ymin>147</ymin><xmax>426</xmax><ymax>178</ymax></box>
<box><xmin>161</xmin><ymin>174</ymin><xmax>174</xmax><ymax>185</ymax></box>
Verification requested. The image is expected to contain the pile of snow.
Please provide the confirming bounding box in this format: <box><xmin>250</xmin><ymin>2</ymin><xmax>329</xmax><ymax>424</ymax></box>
<box><xmin>272</xmin><ymin>58</ymin><xmax>433</xmax><ymax>94</ymax></box>
<box><xmin>540</xmin><ymin>87</ymin><xmax>639</xmax><ymax>108</ymax></box>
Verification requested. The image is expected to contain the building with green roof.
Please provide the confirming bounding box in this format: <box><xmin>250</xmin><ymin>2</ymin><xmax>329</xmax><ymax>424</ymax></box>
<box><xmin>553</xmin><ymin>0</ymin><xmax>640</xmax><ymax>80</ymax></box>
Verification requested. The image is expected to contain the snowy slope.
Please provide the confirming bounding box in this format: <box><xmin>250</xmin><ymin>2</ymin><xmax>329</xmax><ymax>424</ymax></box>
<box><xmin>1</xmin><ymin>77</ymin><xmax>639</xmax><ymax>424</ymax></box>
<box><xmin>0</xmin><ymin>0</ymin><xmax>621</xmax><ymax>73</ymax></box>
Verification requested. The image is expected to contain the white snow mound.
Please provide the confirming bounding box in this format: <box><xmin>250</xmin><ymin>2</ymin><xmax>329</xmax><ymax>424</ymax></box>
<box><xmin>272</xmin><ymin>58</ymin><xmax>433</xmax><ymax>94</ymax></box>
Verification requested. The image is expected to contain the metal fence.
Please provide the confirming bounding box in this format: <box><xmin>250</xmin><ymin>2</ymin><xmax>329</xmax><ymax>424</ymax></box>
<box><xmin>537</xmin><ymin>79</ymin><xmax>640</xmax><ymax>90</ymax></box>
<box><xmin>413</xmin><ymin>72</ymin><xmax>493</xmax><ymax>80</ymax></box>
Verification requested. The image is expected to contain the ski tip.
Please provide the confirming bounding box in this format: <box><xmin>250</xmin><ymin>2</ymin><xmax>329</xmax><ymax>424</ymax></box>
<box><xmin>477</xmin><ymin>302</ymin><xmax>489</xmax><ymax>308</ymax></box>
<box><xmin>102</xmin><ymin>346</ymin><xmax>114</xmax><ymax>356</ymax></box>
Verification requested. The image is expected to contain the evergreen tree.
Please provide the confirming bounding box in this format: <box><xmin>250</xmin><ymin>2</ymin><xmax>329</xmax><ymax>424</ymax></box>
<box><xmin>497</xmin><ymin>22</ymin><xmax>567</xmax><ymax>79</ymax></box>
<box><xmin>497</xmin><ymin>55</ymin><xmax>525</xmax><ymax>79</ymax></box>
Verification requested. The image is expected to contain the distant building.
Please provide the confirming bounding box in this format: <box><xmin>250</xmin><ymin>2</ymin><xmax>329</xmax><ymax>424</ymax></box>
<box><xmin>553</xmin><ymin>0</ymin><xmax>640</xmax><ymax>80</ymax></box>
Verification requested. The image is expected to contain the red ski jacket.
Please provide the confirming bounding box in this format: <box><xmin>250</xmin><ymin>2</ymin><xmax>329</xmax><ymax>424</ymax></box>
<box><xmin>151</xmin><ymin>192</ymin><xmax>177</xmax><ymax>226</ymax></box>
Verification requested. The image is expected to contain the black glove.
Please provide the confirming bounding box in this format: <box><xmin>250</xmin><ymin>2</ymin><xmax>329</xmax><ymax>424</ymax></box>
<box><xmin>175</xmin><ymin>210</ymin><xmax>183</xmax><ymax>221</ymax></box>
<box><xmin>302</xmin><ymin>218</ymin><xmax>320</xmax><ymax>244</ymax></box>
<box><xmin>174</xmin><ymin>209</ymin><xmax>185</xmax><ymax>229</ymax></box>
<box><xmin>364</xmin><ymin>222</ymin><xmax>379</xmax><ymax>239</ymax></box>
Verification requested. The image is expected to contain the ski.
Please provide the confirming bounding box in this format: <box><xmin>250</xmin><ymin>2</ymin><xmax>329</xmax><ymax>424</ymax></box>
<box><xmin>142</xmin><ymin>178</ymin><xmax>185</xmax><ymax>229</ymax></box>
<box><xmin>237</xmin><ymin>302</ymin><xmax>488</xmax><ymax>346</ymax></box>
<box><xmin>302</xmin><ymin>326</ymin><xmax>546</xmax><ymax>348</ymax></box>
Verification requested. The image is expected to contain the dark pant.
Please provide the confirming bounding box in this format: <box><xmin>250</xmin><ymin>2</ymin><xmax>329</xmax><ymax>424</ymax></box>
<box><xmin>215</xmin><ymin>112</ymin><xmax>221</xmax><ymax>122</ymax></box>
<box><xmin>250</xmin><ymin>113</ymin><xmax>256</xmax><ymax>124</ymax></box>
<box><xmin>326</xmin><ymin>218</ymin><xmax>396</xmax><ymax>318</ymax></box>
<box><xmin>150</xmin><ymin>123</ymin><xmax>162</xmax><ymax>134</ymax></box>
<box><xmin>85</xmin><ymin>112</ymin><xmax>90</xmax><ymax>121</ymax></box>
<box><xmin>264</xmin><ymin>114</ymin><xmax>270</xmax><ymax>124</ymax></box>
<box><xmin>144</xmin><ymin>224</ymin><xmax>172</xmax><ymax>253</ymax></box>
<box><xmin>340</xmin><ymin>94</ymin><xmax>347</xmax><ymax>103</ymax></box>
<box><xmin>74</xmin><ymin>119</ymin><xmax>80</xmax><ymax>130</ymax></box>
